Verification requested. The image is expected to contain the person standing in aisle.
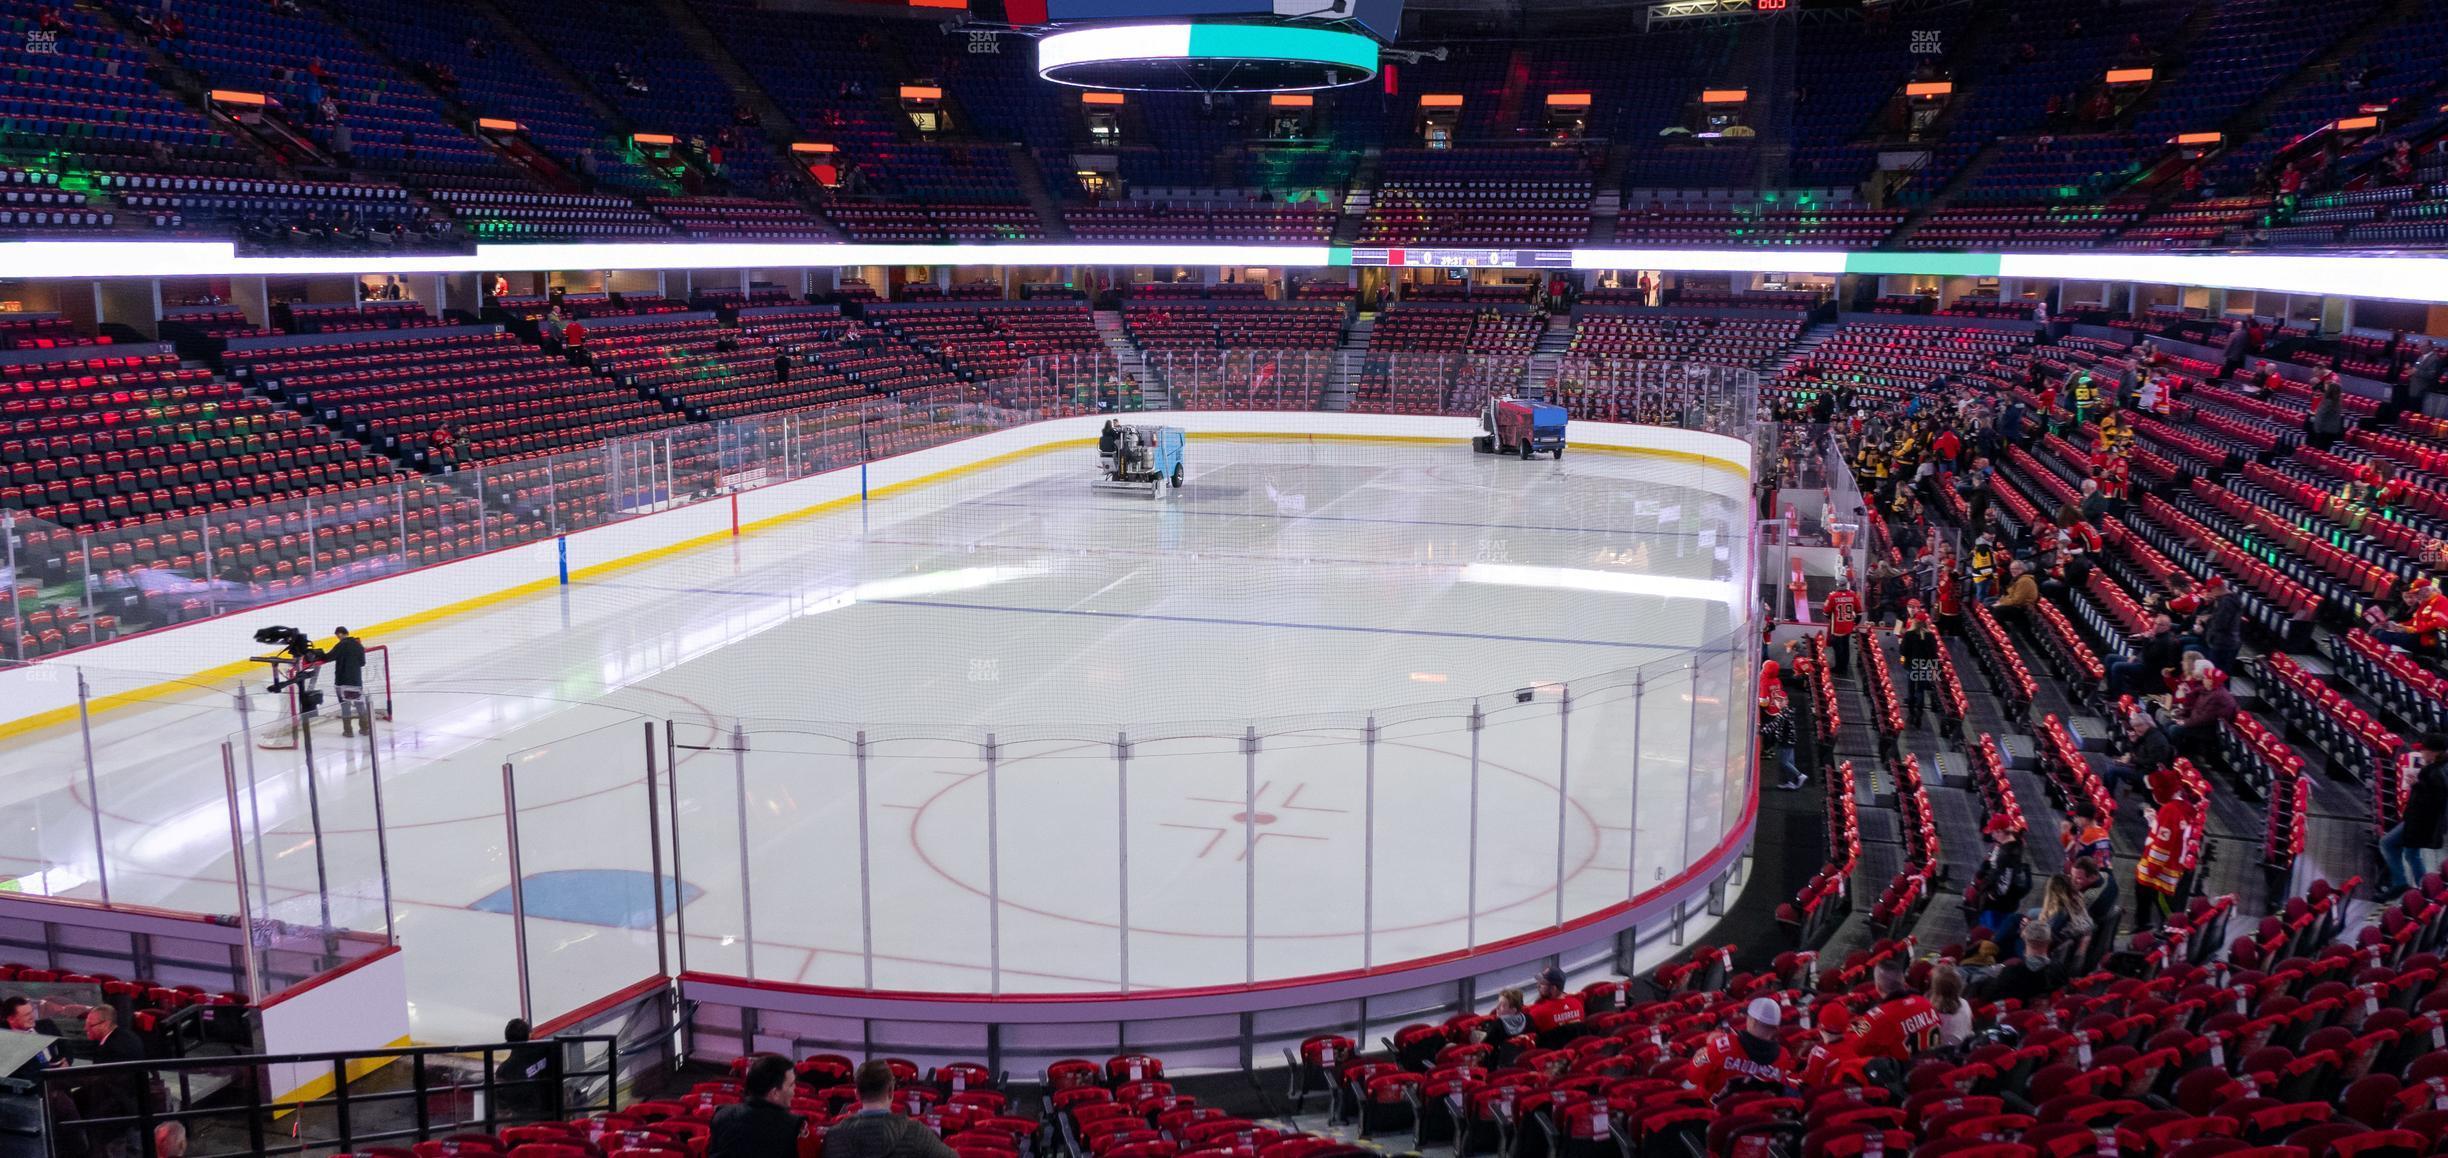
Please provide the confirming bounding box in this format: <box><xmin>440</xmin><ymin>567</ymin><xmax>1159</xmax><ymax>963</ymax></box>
<box><xmin>2381</xmin><ymin>733</ymin><xmax>2448</xmax><ymax>898</ymax></box>
<box><xmin>1823</xmin><ymin>575</ymin><xmax>1862</xmax><ymax>678</ymax></box>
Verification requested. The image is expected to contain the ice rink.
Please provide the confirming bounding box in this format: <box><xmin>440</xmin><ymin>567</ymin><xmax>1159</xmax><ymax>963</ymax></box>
<box><xmin>1</xmin><ymin>434</ymin><xmax>1756</xmax><ymax>1040</ymax></box>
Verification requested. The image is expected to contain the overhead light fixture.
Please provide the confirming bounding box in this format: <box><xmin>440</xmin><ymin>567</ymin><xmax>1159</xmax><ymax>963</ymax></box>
<box><xmin>2105</xmin><ymin>68</ymin><xmax>2154</xmax><ymax>85</ymax></box>
<box><xmin>1036</xmin><ymin>23</ymin><xmax>1379</xmax><ymax>92</ymax></box>
<box><xmin>1419</xmin><ymin>93</ymin><xmax>1464</xmax><ymax>108</ymax></box>
<box><xmin>1904</xmin><ymin>82</ymin><xmax>1952</xmax><ymax>98</ymax></box>
<box><xmin>1701</xmin><ymin>89</ymin><xmax>1749</xmax><ymax>104</ymax></box>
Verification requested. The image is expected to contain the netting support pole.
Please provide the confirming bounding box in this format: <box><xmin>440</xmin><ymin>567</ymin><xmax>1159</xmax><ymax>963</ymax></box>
<box><xmin>1116</xmin><ymin>730</ymin><xmax>1132</xmax><ymax>992</ymax></box>
<box><xmin>666</xmin><ymin>722</ymin><xmax>690</xmax><ymax>974</ymax></box>
<box><xmin>1362</xmin><ymin>716</ymin><xmax>1378</xmax><ymax>970</ymax></box>
<box><xmin>502</xmin><ymin>761</ymin><xmax>532</xmax><ymax>1024</ymax></box>
<box><xmin>1627</xmin><ymin>674</ymin><xmax>1645</xmax><ymax>900</ymax></box>
<box><xmin>1243</xmin><ymin>725</ymin><xmax>1258</xmax><ymax>985</ymax></box>
<box><xmin>221</xmin><ymin>743</ymin><xmax>263</xmax><ymax>1001</ymax></box>
<box><xmin>1555</xmin><ymin>686</ymin><xmax>1571</xmax><ymax>929</ymax></box>
<box><xmin>731</xmin><ymin>723</ymin><xmax>755</xmax><ymax>980</ymax></box>
<box><xmin>855</xmin><ymin>731</ymin><xmax>875</xmax><ymax>990</ymax></box>
<box><xmin>1467</xmin><ymin>702</ymin><xmax>1483</xmax><ymax>949</ymax></box>
<box><xmin>642</xmin><ymin>721</ymin><xmax>670</xmax><ymax>981</ymax></box>
<box><xmin>985</xmin><ymin>732</ymin><xmax>1002</xmax><ymax>995</ymax></box>
<box><xmin>362</xmin><ymin>705</ymin><xmax>396</xmax><ymax>943</ymax></box>
<box><xmin>74</xmin><ymin>669</ymin><xmax>110</xmax><ymax>905</ymax></box>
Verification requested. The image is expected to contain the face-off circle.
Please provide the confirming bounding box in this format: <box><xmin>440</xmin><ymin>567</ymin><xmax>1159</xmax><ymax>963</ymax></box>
<box><xmin>1036</xmin><ymin>24</ymin><xmax>1379</xmax><ymax>93</ymax></box>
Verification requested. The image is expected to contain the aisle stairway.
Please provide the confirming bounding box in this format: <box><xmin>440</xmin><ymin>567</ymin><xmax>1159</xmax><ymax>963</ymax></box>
<box><xmin>1322</xmin><ymin>311</ymin><xmax>1376</xmax><ymax>410</ymax></box>
<box><xmin>1090</xmin><ymin>309</ymin><xmax>1155</xmax><ymax>407</ymax></box>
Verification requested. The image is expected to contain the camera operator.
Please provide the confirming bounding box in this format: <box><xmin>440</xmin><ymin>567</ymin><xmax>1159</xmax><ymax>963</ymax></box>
<box><xmin>330</xmin><ymin>627</ymin><xmax>368</xmax><ymax>738</ymax></box>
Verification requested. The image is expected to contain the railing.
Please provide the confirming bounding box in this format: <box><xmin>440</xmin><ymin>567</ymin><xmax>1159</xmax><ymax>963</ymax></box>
<box><xmin>33</xmin><ymin>1035</ymin><xmax>618</xmax><ymax>1158</ymax></box>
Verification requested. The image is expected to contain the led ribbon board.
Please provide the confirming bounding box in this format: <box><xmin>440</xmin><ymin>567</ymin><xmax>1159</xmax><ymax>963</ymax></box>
<box><xmin>1037</xmin><ymin>24</ymin><xmax>1379</xmax><ymax>92</ymax></box>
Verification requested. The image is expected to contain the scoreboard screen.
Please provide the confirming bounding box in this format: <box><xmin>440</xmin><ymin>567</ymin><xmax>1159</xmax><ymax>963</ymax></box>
<box><xmin>981</xmin><ymin>0</ymin><xmax>1403</xmax><ymax>43</ymax></box>
<box><xmin>1343</xmin><ymin>248</ymin><xmax>1575</xmax><ymax>268</ymax></box>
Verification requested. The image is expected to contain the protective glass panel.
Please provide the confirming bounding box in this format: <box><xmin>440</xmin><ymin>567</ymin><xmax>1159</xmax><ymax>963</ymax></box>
<box><xmin>987</xmin><ymin>735</ymin><xmax>1123</xmax><ymax>994</ymax></box>
<box><xmin>1250</xmin><ymin>721</ymin><xmax>1370</xmax><ymax>982</ymax></box>
<box><xmin>1682</xmin><ymin>647</ymin><xmax>1735</xmax><ymax>867</ymax></box>
<box><xmin>865</xmin><ymin>733</ymin><xmax>995</xmax><ymax>992</ymax></box>
<box><xmin>1368</xmin><ymin>706</ymin><xmax>1473</xmax><ymax>966</ymax></box>
<box><xmin>1564</xmin><ymin>673</ymin><xmax>1644</xmax><ymax>913</ymax></box>
<box><xmin>735</xmin><ymin>725</ymin><xmax>865</xmax><ymax>989</ymax></box>
<box><xmin>506</xmin><ymin>720</ymin><xmax>660</xmax><ymax>1026</ymax></box>
<box><xmin>1473</xmin><ymin>692</ymin><xmax>1565</xmax><ymax>946</ymax></box>
<box><xmin>1629</xmin><ymin>659</ymin><xmax>1695</xmax><ymax>898</ymax></box>
<box><xmin>1119</xmin><ymin>728</ymin><xmax>1250</xmax><ymax>990</ymax></box>
<box><xmin>666</xmin><ymin>719</ymin><xmax>751</xmax><ymax>980</ymax></box>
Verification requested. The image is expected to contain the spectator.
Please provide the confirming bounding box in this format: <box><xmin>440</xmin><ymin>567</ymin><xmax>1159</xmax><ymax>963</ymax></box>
<box><xmin>1837</xmin><ymin>957</ymin><xmax>1939</xmax><ymax>1063</ymax></box>
<box><xmin>823</xmin><ymin>1061</ymin><xmax>954</xmax><ymax>1158</ymax></box>
<box><xmin>2107</xmin><ymin>612</ymin><xmax>2184</xmax><ymax>697</ymax></box>
<box><xmin>155</xmin><ymin>1122</ymin><xmax>187</xmax><ymax>1158</ymax></box>
<box><xmin>2307</xmin><ymin>374</ymin><xmax>2345</xmax><ymax>450</ymax></box>
<box><xmin>2034</xmin><ymin>874</ymin><xmax>2094</xmax><ymax>972</ymax></box>
<box><xmin>2059</xmin><ymin>802</ymin><xmax>2111</xmax><ymax>867</ymax></box>
<box><xmin>775</xmin><ymin>350</ymin><xmax>792</xmax><ymax>385</ymax></box>
<box><xmin>1928</xmin><ymin>963</ymin><xmax>1972</xmax><ymax>1048</ymax></box>
<box><xmin>2100</xmin><ymin>701</ymin><xmax>2174</xmax><ymax>800</ymax></box>
<box><xmin>74</xmin><ymin>1004</ymin><xmax>145</xmax><ymax>1156</ymax></box>
<box><xmin>1763</xmin><ymin>662</ymin><xmax>1804</xmax><ymax>791</ymax></box>
<box><xmin>2072</xmin><ymin>856</ymin><xmax>2122</xmax><ymax>970</ymax></box>
<box><xmin>1990</xmin><ymin>561</ymin><xmax>2040</xmax><ymax>627</ymax></box>
<box><xmin>1985</xmin><ymin>924</ymin><xmax>2061</xmax><ymax>1003</ymax></box>
<box><xmin>1477</xmin><ymin>988</ymin><xmax>1533</xmax><ymax>1052</ymax></box>
<box><xmin>2134</xmin><ymin>779</ymin><xmax>2201</xmax><ymax>930</ymax></box>
<box><xmin>1822</xmin><ymin>575</ymin><xmax>1862</xmax><ymax>676</ymax></box>
<box><xmin>2197</xmin><ymin>584</ymin><xmax>2244</xmax><ymax>682</ymax></box>
<box><xmin>2412</xmin><ymin>344</ymin><xmax>2447</xmax><ymax>419</ymax></box>
<box><xmin>493</xmin><ymin>1018</ymin><xmax>555</xmax><ymax>1119</ymax></box>
<box><xmin>2375</xmin><ymin>577</ymin><xmax>2448</xmax><ymax>657</ymax></box>
<box><xmin>83</xmin><ymin>1006</ymin><xmax>140</xmax><ymax>1064</ymax></box>
<box><xmin>4</xmin><ymin>996</ymin><xmax>59</xmax><ymax>1079</ymax></box>
<box><xmin>1898</xmin><ymin>612</ymin><xmax>1940</xmax><ymax>730</ymax></box>
<box><xmin>2167</xmin><ymin>659</ymin><xmax>2238</xmax><ymax>764</ymax></box>
<box><xmin>1688</xmin><ymin>997</ymin><xmax>1793</xmax><ymax>1099</ymax></box>
<box><xmin>2219</xmin><ymin>320</ymin><xmax>2252</xmax><ymax>377</ymax></box>
<box><xmin>2380</xmin><ymin>733</ymin><xmax>2448</xmax><ymax>898</ymax></box>
<box><xmin>1970</xmin><ymin>822</ymin><xmax>2032</xmax><ymax>956</ymax></box>
<box><xmin>563</xmin><ymin>318</ymin><xmax>586</xmax><ymax>351</ymax></box>
<box><xmin>711</xmin><ymin>1055</ymin><xmax>806</xmax><ymax>1158</ymax></box>
<box><xmin>1534</xmin><ymin>965</ymin><xmax>1566</xmax><ymax>1005</ymax></box>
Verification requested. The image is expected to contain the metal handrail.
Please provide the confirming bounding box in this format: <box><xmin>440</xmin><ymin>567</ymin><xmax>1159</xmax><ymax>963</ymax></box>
<box><xmin>35</xmin><ymin>1034</ymin><xmax>618</xmax><ymax>1158</ymax></box>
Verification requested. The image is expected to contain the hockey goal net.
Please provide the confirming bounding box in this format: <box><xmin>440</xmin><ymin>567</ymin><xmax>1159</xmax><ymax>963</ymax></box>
<box><xmin>254</xmin><ymin>644</ymin><xmax>394</xmax><ymax>750</ymax></box>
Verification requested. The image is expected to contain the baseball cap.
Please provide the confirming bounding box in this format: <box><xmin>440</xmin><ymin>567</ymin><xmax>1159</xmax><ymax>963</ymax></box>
<box><xmin>1813</xmin><ymin>1002</ymin><xmax>1851</xmax><ymax>1034</ymax></box>
<box><xmin>1746</xmin><ymin>998</ymin><xmax>1782</xmax><ymax>1028</ymax></box>
<box><xmin>1538</xmin><ymin>966</ymin><xmax>1566</xmax><ymax>990</ymax></box>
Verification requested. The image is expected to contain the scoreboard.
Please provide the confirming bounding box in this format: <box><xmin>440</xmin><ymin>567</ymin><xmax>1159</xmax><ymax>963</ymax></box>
<box><xmin>1340</xmin><ymin>248</ymin><xmax>1577</xmax><ymax>269</ymax></box>
<box><xmin>972</xmin><ymin>0</ymin><xmax>1404</xmax><ymax>42</ymax></box>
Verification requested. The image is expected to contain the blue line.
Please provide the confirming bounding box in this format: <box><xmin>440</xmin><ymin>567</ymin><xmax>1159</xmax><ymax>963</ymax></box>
<box><xmin>863</xmin><ymin>598</ymin><xmax>1683</xmax><ymax>650</ymax></box>
<box><xmin>597</xmin><ymin>582</ymin><xmax>794</xmax><ymax>599</ymax></box>
<box><xmin>949</xmin><ymin>495</ymin><xmax>1728</xmax><ymax>540</ymax></box>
